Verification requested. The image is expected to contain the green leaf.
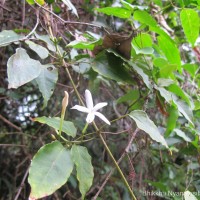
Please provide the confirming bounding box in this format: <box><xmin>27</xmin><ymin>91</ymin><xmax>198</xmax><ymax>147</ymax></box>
<box><xmin>182</xmin><ymin>63</ymin><xmax>198</xmax><ymax>78</ymax></box>
<box><xmin>0</xmin><ymin>30</ymin><xmax>24</xmax><ymax>47</ymax></box>
<box><xmin>134</xmin><ymin>10</ymin><xmax>157</xmax><ymax>27</ymax></box>
<box><xmin>26</xmin><ymin>0</ymin><xmax>45</xmax><ymax>5</ymax></box>
<box><xmin>167</xmin><ymin>84</ymin><xmax>191</xmax><ymax>106</ymax></box>
<box><xmin>174</xmin><ymin>129</ymin><xmax>191</xmax><ymax>142</ymax></box>
<box><xmin>34</xmin><ymin>116</ymin><xmax>77</xmax><ymax>137</ymax></box>
<box><xmin>184</xmin><ymin>191</ymin><xmax>198</xmax><ymax>200</ymax></box>
<box><xmin>25</xmin><ymin>40</ymin><xmax>49</xmax><ymax>59</ymax></box>
<box><xmin>157</xmin><ymin>78</ymin><xmax>174</xmax><ymax>87</ymax></box>
<box><xmin>132</xmin><ymin>33</ymin><xmax>153</xmax><ymax>48</ymax></box>
<box><xmin>35</xmin><ymin>64</ymin><xmax>58</xmax><ymax>105</ymax></box>
<box><xmin>156</xmin><ymin>86</ymin><xmax>194</xmax><ymax>125</ymax></box>
<box><xmin>180</xmin><ymin>9</ymin><xmax>199</xmax><ymax>46</ymax></box>
<box><xmin>92</xmin><ymin>51</ymin><xmax>134</xmax><ymax>84</ymax></box>
<box><xmin>96</xmin><ymin>7</ymin><xmax>131</xmax><ymax>18</ymax></box>
<box><xmin>132</xmin><ymin>45</ymin><xmax>154</xmax><ymax>55</ymax></box>
<box><xmin>71</xmin><ymin>145</ymin><xmax>94</xmax><ymax>199</ymax></box>
<box><xmin>7</xmin><ymin>48</ymin><xmax>41</xmax><ymax>89</ymax></box>
<box><xmin>35</xmin><ymin>33</ymin><xmax>64</xmax><ymax>54</ymax></box>
<box><xmin>62</xmin><ymin>0</ymin><xmax>79</xmax><ymax>18</ymax></box>
<box><xmin>129</xmin><ymin>110</ymin><xmax>168</xmax><ymax>148</ymax></box>
<box><xmin>165</xmin><ymin>106</ymin><xmax>178</xmax><ymax>137</ymax></box>
<box><xmin>157</xmin><ymin>35</ymin><xmax>181</xmax><ymax>68</ymax></box>
<box><xmin>67</xmin><ymin>39</ymin><xmax>101</xmax><ymax>50</ymax></box>
<box><xmin>117</xmin><ymin>90</ymin><xmax>140</xmax><ymax>104</ymax></box>
<box><xmin>28</xmin><ymin>141</ymin><xmax>74</xmax><ymax>199</ymax></box>
<box><xmin>128</xmin><ymin>62</ymin><xmax>152</xmax><ymax>89</ymax></box>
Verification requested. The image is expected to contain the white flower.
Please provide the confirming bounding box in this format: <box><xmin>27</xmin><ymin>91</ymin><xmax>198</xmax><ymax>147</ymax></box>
<box><xmin>71</xmin><ymin>89</ymin><xmax>110</xmax><ymax>125</ymax></box>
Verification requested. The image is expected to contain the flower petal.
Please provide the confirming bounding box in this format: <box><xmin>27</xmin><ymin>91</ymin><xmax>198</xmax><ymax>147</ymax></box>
<box><xmin>95</xmin><ymin>112</ymin><xmax>110</xmax><ymax>125</ymax></box>
<box><xmin>86</xmin><ymin>112</ymin><xmax>95</xmax><ymax>123</ymax></box>
<box><xmin>71</xmin><ymin>105</ymin><xmax>89</xmax><ymax>113</ymax></box>
<box><xmin>93</xmin><ymin>102</ymin><xmax>108</xmax><ymax>112</ymax></box>
<box><xmin>85</xmin><ymin>89</ymin><xmax>93</xmax><ymax>110</ymax></box>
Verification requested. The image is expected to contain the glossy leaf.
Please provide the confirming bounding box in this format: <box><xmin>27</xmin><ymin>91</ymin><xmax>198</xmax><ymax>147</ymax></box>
<box><xmin>33</xmin><ymin>116</ymin><xmax>77</xmax><ymax>137</ymax></box>
<box><xmin>62</xmin><ymin>0</ymin><xmax>79</xmax><ymax>18</ymax></box>
<box><xmin>25</xmin><ymin>40</ymin><xmax>49</xmax><ymax>59</ymax></box>
<box><xmin>71</xmin><ymin>145</ymin><xmax>94</xmax><ymax>199</ymax></box>
<box><xmin>7</xmin><ymin>48</ymin><xmax>41</xmax><ymax>89</ymax></box>
<box><xmin>180</xmin><ymin>9</ymin><xmax>199</xmax><ymax>46</ymax></box>
<box><xmin>28</xmin><ymin>141</ymin><xmax>74</xmax><ymax>199</ymax></box>
<box><xmin>129</xmin><ymin>110</ymin><xmax>168</xmax><ymax>148</ymax></box>
<box><xmin>0</xmin><ymin>30</ymin><xmax>23</xmax><ymax>47</ymax></box>
<box><xmin>96</xmin><ymin>7</ymin><xmax>131</xmax><ymax>18</ymax></box>
<box><xmin>35</xmin><ymin>64</ymin><xmax>58</xmax><ymax>105</ymax></box>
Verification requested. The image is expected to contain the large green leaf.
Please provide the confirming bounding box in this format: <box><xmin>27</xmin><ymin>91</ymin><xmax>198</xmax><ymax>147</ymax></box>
<box><xmin>132</xmin><ymin>33</ymin><xmax>153</xmax><ymax>48</ymax></box>
<box><xmin>129</xmin><ymin>110</ymin><xmax>168</xmax><ymax>148</ymax></box>
<box><xmin>71</xmin><ymin>145</ymin><xmax>94</xmax><ymax>199</ymax></box>
<box><xmin>180</xmin><ymin>9</ymin><xmax>199</xmax><ymax>46</ymax></box>
<box><xmin>35</xmin><ymin>64</ymin><xmax>58</xmax><ymax>105</ymax></box>
<box><xmin>117</xmin><ymin>90</ymin><xmax>140</xmax><ymax>104</ymax></box>
<box><xmin>25</xmin><ymin>40</ymin><xmax>49</xmax><ymax>59</ymax></box>
<box><xmin>96</xmin><ymin>7</ymin><xmax>131</xmax><ymax>18</ymax></box>
<box><xmin>28</xmin><ymin>141</ymin><xmax>74</xmax><ymax>199</ymax></box>
<box><xmin>92</xmin><ymin>51</ymin><xmax>134</xmax><ymax>84</ymax></box>
<box><xmin>62</xmin><ymin>0</ymin><xmax>79</xmax><ymax>18</ymax></box>
<box><xmin>7</xmin><ymin>48</ymin><xmax>41</xmax><ymax>89</ymax></box>
<box><xmin>157</xmin><ymin>35</ymin><xmax>181</xmax><ymax>68</ymax></box>
<box><xmin>33</xmin><ymin>116</ymin><xmax>77</xmax><ymax>137</ymax></box>
<box><xmin>0</xmin><ymin>30</ymin><xmax>24</xmax><ymax>47</ymax></box>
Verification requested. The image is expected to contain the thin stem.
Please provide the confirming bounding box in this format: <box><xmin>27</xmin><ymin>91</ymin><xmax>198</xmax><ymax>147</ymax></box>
<box><xmin>81</xmin><ymin>123</ymin><xmax>89</xmax><ymax>142</ymax></box>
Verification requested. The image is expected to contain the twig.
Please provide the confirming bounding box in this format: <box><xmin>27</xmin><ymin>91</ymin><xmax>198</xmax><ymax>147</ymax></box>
<box><xmin>92</xmin><ymin>128</ymin><xmax>139</xmax><ymax>200</ymax></box>
<box><xmin>34</xmin><ymin>1</ymin><xmax>109</xmax><ymax>32</ymax></box>
<box><xmin>0</xmin><ymin>114</ymin><xmax>21</xmax><ymax>131</ymax></box>
<box><xmin>25</xmin><ymin>9</ymin><xmax>40</xmax><ymax>39</ymax></box>
<box><xmin>14</xmin><ymin>166</ymin><xmax>30</xmax><ymax>200</ymax></box>
<box><xmin>0</xmin><ymin>4</ymin><xmax>11</xmax><ymax>12</ymax></box>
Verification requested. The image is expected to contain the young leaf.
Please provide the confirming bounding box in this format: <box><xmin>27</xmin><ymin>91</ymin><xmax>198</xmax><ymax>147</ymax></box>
<box><xmin>96</xmin><ymin>7</ymin><xmax>131</xmax><ymax>19</ymax></box>
<box><xmin>28</xmin><ymin>141</ymin><xmax>74</xmax><ymax>199</ymax></box>
<box><xmin>0</xmin><ymin>30</ymin><xmax>24</xmax><ymax>47</ymax></box>
<box><xmin>62</xmin><ymin>0</ymin><xmax>79</xmax><ymax>18</ymax></box>
<box><xmin>35</xmin><ymin>64</ymin><xmax>58</xmax><ymax>105</ymax></box>
<box><xmin>71</xmin><ymin>145</ymin><xmax>94</xmax><ymax>199</ymax></box>
<box><xmin>33</xmin><ymin>116</ymin><xmax>77</xmax><ymax>137</ymax></box>
<box><xmin>25</xmin><ymin>40</ymin><xmax>49</xmax><ymax>59</ymax></box>
<box><xmin>180</xmin><ymin>9</ymin><xmax>199</xmax><ymax>46</ymax></box>
<box><xmin>26</xmin><ymin>0</ymin><xmax>45</xmax><ymax>5</ymax></box>
<box><xmin>7</xmin><ymin>48</ymin><xmax>41</xmax><ymax>89</ymax></box>
<box><xmin>129</xmin><ymin>110</ymin><xmax>168</xmax><ymax>148</ymax></box>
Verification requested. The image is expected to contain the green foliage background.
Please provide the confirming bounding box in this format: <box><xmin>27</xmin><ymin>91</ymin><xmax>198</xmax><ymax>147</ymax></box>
<box><xmin>0</xmin><ymin>0</ymin><xmax>200</xmax><ymax>199</ymax></box>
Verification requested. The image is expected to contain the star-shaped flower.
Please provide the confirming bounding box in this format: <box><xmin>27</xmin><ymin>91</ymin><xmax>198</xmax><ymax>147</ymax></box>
<box><xmin>71</xmin><ymin>89</ymin><xmax>110</xmax><ymax>125</ymax></box>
